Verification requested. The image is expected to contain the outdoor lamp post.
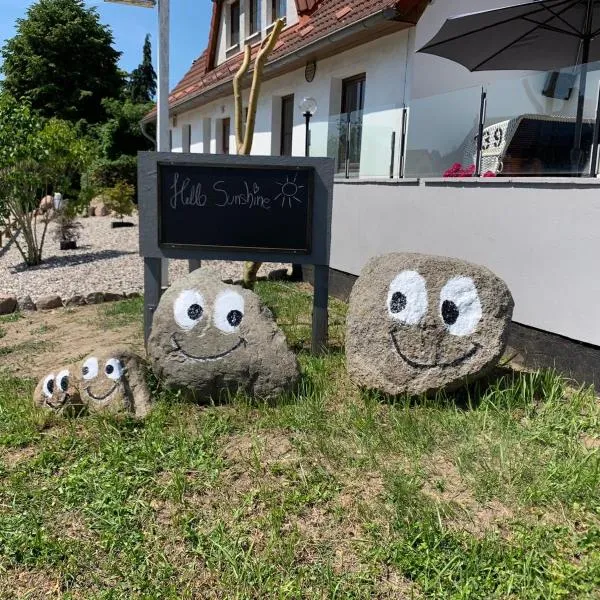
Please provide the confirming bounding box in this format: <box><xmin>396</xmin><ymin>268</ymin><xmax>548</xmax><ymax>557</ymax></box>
<box><xmin>299</xmin><ymin>97</ymin><xmax>317</xmax><ymax>157</ymax></box>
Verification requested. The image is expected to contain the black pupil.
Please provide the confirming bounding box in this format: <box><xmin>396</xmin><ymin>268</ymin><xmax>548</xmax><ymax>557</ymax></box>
<box><xmin>227</xmin><ymin>310</ymin><xmax>243</xmax><ymax>327</ymax></box>
<box><xmin>188</xmin><ymin>304</ymin><xmax>203</xmax><ymax>321</ymax></box>
<box><xmin>82</xmin><ymin>366</ymin><xmax>89</xmax><ymax>376</ymax></box>
<box><xmin>106</xmin><ymin>364</ymin><xmax>114</xmax><ymax>375</ymax></box>
<box><xmin>47</xmin><ymin>379</ymin><xmax>54</xmax><ymax>394</ymax></box>
<box><xmin>390</xmin><ymin>291</ymin><xmax>407</xmax><ymax>313</ymax></box>
<box><xmin>60</xmin><ymin>377</ymin><xmax>68</xmax><ymax>391</ymax></box>
<box><xmin>442</xmin><ymin>300</ymin><xmax>460</xmax><ymax>325</ymax></box>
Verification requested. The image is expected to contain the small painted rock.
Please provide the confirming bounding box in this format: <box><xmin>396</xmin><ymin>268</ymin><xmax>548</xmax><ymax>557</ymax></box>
<box><xmin>346</xmin><ymin>253</ymin><xmax>514</xmax><ymax>396</ymax></box>
<box><xmin>34</xmin><ymin>366</ymin><xmax>85</xmax><ymax>416</ymax></box>
<box><xmin>79</xmin><ymin>348</ymin><xmax>152</xmax><ymax>418</ymax></box>
<box><xmin>147</xmin><ymin>270</ymin><xmax>299</xmax><ymax>401</ymax></box>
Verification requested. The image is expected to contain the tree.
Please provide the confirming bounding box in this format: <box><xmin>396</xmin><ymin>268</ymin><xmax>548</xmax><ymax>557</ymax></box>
<box><xmin>128</xmin><ymin>34</ymin><xmax>157</xmax><ymax>104</ymax></box>
<box><xmin>1</xmin><ymin>0</ymin><xmax>124</xmax><ymax>124</ymax></box>
<box><xmin>96</xmin><ymin>98</ymin><xmax>155</xmax><ymax>161</ymax></box>
<box><xmin>0</xmin><ymin>94</ymin><xmax>91</xmax><ymax>266</ymax></box>
<box><xmin>233</xmin><ymin>20</ymin><xmax>285</xmax><ymax>289</ymax></box>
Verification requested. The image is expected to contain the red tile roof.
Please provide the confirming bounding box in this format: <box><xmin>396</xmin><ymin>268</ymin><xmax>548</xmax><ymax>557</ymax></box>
<box><xmin>145</xmin><ymin>0</ymin><xmax>425</xmax><ymax>119</ymax></box>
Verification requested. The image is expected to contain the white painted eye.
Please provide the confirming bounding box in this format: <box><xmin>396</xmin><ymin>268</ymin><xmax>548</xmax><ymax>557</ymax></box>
<box><xmin>42</xmin><ymin>373</ymin><xmax>55</xmax><ymax>398</ymax></box>
<box><xmin>104</xmin><ymin>358</ymin><xmax>123</xmax><ymax>381</ymax></box>
<box><xmin>56</xmin><ymin>369</ymin><xmax>70</xmax><ymax>393</ymax></box>
<box><xmin>387</xmin><ymin>270</ymin><xmax>428</xmax><ymax>325</ymax></box>
<box><xmin>82</xmin><ymin>357</ymin><xmax>98</xmax><ymax>380</ymax></box>
<box><xmin>440</xmin><ymin>276</ymin><xmax>482</xmax><ymax>337</ymax></box>
<box><xmin>213</xmin><ymin>290</ymin><xmax>244</xmax><ymax>333</ymax></box>
<box><xmin>174</xmin><ymin>289</ymin><xmax>205</xmax><ymax>330</ymax></box>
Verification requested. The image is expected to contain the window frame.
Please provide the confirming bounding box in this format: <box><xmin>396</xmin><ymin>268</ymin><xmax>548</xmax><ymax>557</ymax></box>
<box><xmin>228</xmin><ymin>0</ymin><xmax>241</xmax><ymax>48</ymax></box>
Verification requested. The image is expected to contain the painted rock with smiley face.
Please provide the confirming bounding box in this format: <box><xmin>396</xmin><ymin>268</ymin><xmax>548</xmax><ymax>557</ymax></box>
<box><xmin>79</xmin><ymin>348</ymin><xmax>152</xmax><ymax>418</ymax></box>
<box><xmin>34</xmin><ymin>366</ymin><xmax>86</xmax><ymax>416</ymax></box>
<box><xmin>346</xmin><ymin>253</ymin><xmax>514</xmax><ymax>396</ymax></box>
<box><xmin>147</xmin><ymin>270</ymin><xmax>299</xmax><ymax>401</ymax></box>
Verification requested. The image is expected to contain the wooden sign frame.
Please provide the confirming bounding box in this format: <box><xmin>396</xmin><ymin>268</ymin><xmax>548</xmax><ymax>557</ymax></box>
<box><xmin>138</xmin><ymin>152</ymin><xmax>335</xmax><ymax>354</ymax></box>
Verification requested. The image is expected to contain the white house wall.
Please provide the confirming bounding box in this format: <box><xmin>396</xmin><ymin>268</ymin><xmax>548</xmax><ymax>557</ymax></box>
<box><xmin>171</xmin><ymin>29</ymin><xmax>410</xmax><ymax>179</ymax></box>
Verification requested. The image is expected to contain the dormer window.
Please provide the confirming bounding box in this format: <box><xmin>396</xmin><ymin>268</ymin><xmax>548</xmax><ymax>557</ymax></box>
<box><xmin>271</xmin><ymin>0</ymin><xmax>286</xmax><ymax>21</ymax></box>
<box><xmin>248</xmin><ymin>0</ymin><xmax>260</xmax><ymax>36</ymax></box>
<box><xmin>229</xmin><ymin>0</ymin><xmax>240</xmax><ymax>47</ymax></box>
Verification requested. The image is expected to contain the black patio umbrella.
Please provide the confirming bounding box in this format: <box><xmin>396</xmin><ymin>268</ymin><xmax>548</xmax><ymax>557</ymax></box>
<box><xmin>418</xmin><ymin>0</ymin><xmax>600</xmax><ymax>169</ymax></box>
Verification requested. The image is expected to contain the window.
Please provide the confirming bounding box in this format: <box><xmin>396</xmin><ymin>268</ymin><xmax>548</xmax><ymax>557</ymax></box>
<box><xmin>221</xmin><ymin>118</ymin><xmax>231</xmax><ymax>154</ymax></box>
<box><xmin>182</xmin><ymin>124</ymin><xmax>191</xmax><ymax>153</ymax></box>
<box><xmin>169</xmin><ymin>129</ymin><xmax>173</xmax><ymax>151</ymax></box>
<box><xmin>229</xmin><ymin>1</ymin><xmax>240</xmax><ymax>47</ymax></box>
<box><xmin>271</xmin><ymin>0</ymin><xmax>286</xmax><ymax>21</ymax></box>
<box><xmin>249</xmin><ymin>0</ymin><xmax>260</xmax><ymax>36</ymax></box>
<box><xmin>280</xmin><ymin>94</ymin><xmax>294</xmax><ymax>156</ymax></box>
<box><xmin>338</xmin><ymin>74</ymin><xmax>366</xmax><ymax>176</ymax></box>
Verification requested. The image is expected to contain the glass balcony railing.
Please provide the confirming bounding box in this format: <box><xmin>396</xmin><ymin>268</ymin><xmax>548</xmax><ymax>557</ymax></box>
<box><xmin>311</xmin><ymin>62</ymin><xmax>600</xmax><ymax>180</ymax></box>
<box><xmin>309</xmin><ymin>104</ymin><xmax>405</xmax><ymax>179</ymax></box>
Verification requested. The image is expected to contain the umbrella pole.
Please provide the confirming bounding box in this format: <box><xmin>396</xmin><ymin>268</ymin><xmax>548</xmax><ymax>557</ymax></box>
<box><xmin>572</xmin><ymin>0</ymin><xmax>594</xmax><ymax>173</ymax></box>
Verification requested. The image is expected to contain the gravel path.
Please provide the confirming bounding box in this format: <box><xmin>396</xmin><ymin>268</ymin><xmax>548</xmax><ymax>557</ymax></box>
<box><xmin>0</xmin><ymin>215</ymin><xmax>290</xmax><ymax>301</ymax></box>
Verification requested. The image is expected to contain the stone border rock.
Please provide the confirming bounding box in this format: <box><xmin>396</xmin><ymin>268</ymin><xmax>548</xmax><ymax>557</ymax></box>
<box><xmin>0</xmin><ymin>268</ymin><xmax>292</xmax><ymax>316</ymax></box>
<box><xmin>0</xmin><ymin>291</ymin><xmax>142</xmax><ymax>315</ymax></box>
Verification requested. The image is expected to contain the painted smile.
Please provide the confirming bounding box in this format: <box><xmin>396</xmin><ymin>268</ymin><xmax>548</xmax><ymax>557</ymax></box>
<box><xmin>171</xmin><ymin>334</ymin><xmax>246</xmax><ymax>362</ymax></box>
<box><xmin>85</xmin><ymin>383</ymin><xmax>118</xmax><ymax>401</ymax></box>
<box><xmin>390</xmin><ymin>332</ymin><xmax>480</xmax><ymax>369</ymax></box>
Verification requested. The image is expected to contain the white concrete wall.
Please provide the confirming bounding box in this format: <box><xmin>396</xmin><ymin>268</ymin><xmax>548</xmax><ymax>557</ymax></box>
<box><xmin>176</xmin><ymin>30</ymin><xmax>410</xmax><ymax>176</ymax></box>
<box><xmin>330</xmin><ymin>180</ymin><xmax>600</xmax><ymax>346</ymax></box>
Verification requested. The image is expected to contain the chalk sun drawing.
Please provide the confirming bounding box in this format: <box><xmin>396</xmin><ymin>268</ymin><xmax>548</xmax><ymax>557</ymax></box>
<box><xmin>274</xmin><ymin>173</ymin><xmax>304</xmax><ymax>208</ymax></box>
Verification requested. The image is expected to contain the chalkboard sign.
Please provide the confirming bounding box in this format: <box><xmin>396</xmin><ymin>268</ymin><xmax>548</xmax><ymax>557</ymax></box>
<box><xmin>158</xmin><ymin>163</ymin><xmax>314</xmax><ymax>253</ymax></box>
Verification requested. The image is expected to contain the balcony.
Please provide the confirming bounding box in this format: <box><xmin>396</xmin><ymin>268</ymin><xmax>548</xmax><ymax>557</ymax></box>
<box><xmin>311</xmin><ymin>64</ymin><xmax>600</xmax><ymax>180</ymax></box>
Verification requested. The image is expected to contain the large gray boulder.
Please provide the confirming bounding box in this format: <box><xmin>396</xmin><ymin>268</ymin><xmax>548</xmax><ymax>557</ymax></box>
<box><xmin>148</xmin><ymin>270</ymin><xmax>299</xmax><ymax>401</ymax></box>
<box><xmin>78</xmin><ymin>347</ymin><xmax>152</xmax><ymax>418</ymax></box>
<box><xmin>346</xmin><ymin>253</ymin><xmax>514</xmax><ymax>396</ymax></box>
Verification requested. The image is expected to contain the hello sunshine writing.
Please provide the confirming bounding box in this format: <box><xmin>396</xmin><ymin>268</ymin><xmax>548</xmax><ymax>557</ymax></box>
<box><xmin>168</xmin><ymin>170</ymin><xmax>306</xmax><ymax>212</ymax></box>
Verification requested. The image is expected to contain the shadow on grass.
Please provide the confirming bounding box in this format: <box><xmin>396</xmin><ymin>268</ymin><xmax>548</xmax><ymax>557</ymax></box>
<box><xmin>10</xmin><ymin>249</ymin><xmax>136</xmax><ymax>272</ymax></box>
<box><xmin>361</xmin><ymin>366</ymin><xmax>570</xmax><ymax>412</ymax></box>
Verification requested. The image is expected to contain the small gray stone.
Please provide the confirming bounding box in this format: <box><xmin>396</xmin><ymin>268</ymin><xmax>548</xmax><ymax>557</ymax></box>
<box><xmin>0</xmin><ymin>295</ymin><xmax>18</xmax><ymax>315</ymax></box>
<box><xmin>64</xmin><ymin>295</ymin><xmax>87</xmax><ymax>307</ymax></box>
<box><xmin>346</xmin><ymin>253</ymin><xmax>514</xmax><ymax>396</ymax></box>
<box><xmin>103</xmin><ymin>292</ymin><xmax>124</xmax><ymax>302</ymax></box>
<box><xmin>17</xmin><ymin>296</ymin><xmax>37</xmax><ymax>312</ymax></box>
<box><xmin>86</xmin><ymin>292</ymin><xmax>105</xmax><ymax>305</ymax></box>
<box><xmin>148</xmin><ymin>270</ymin><xmax>299</xmax><ymax>401</ymax></box>
<box><xmin>33</xmin><ymin>365</ymin><xmax>86</xmax><ymax>416</ymax></box>
<box><xmin>36</xmin><ymin>295</ymin><xmax>63</xmax><ymax>310</ymax></box>
<box><xmin>78</xmin><ymin>348</ymin><xmax>152</xmax><ymax>418</ymax></box>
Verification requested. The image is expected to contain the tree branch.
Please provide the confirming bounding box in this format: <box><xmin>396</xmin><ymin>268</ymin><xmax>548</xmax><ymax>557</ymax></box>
<box><xmin>233</xmin><ymin>45</ymin><xmax>252</xmax><ymax>153</ymax></box>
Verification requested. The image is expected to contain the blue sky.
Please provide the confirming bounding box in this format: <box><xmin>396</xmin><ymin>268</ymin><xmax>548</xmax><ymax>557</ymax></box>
<box><xmin>0</xmin><ymin>0</ymin><xmax>212</xmax><ymax>89</ymax></box>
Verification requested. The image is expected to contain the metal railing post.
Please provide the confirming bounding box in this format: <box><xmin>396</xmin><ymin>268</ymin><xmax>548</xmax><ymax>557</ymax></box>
<box><xmin>399</xmin><ymin>106</ymin><xmax>409</xmax><ymax>179</ymax></box>
<box><xmin>590</xmin><ymin>81</ymin><xmax>600</xmax><ymax>177</ymax></box>
<box><xmin>389</xmin><ymin>131</ymin><xmax>396</xmax><ymax>179</ymax></box>
<box><xmin>475</xmin><ymin>87</ymin><xmax>487</xmax><ymax>177</ymax></box>
<box><xmin>345</xmin><ymin>115</ymin><xmax>351</xmax><ymax>179</ymax></box>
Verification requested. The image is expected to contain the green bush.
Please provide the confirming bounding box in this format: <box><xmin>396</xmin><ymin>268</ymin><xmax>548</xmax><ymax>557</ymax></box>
<box><xmin>103</xmin><ymin>180</ymin><xmax>135</xmax><ymax>220</ymax></box>
<box><xmin>87</xmin><ymin>155</ymin><xmax>137</xmax><ymax>190</ymax></box>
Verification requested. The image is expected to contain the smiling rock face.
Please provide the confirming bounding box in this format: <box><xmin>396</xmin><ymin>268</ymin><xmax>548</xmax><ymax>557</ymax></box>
<box><xmin>148</xmin><ymin>270</ymin><xmax>299</xmax><ymax>401</ymax></box>
<box><xmin>346</xmin><ymin>253</ymin><xmax>514</xmax><ymax>396</ymax></box>
<box><xmin>34</xmin><ymin>366</ymin><xmax>85</xmax><ymax>416</ymax></box>
<box><xmin>79</xmin><ymin>348</ymin><xmax>152</xmax><ymax>418</ymax></box>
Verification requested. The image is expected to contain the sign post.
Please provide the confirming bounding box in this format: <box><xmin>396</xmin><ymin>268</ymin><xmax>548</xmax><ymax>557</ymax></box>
<box><xmin>139</xmin><ymin>152</ymin><xmax>334</xmax><ymax>354</ymax></box>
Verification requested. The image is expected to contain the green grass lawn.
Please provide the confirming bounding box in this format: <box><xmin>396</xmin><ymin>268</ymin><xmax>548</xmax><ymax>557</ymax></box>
<box><xmin>0</xmin><ymin>282</ymin><xmax>599</xmax><ymax>599</ymax></box>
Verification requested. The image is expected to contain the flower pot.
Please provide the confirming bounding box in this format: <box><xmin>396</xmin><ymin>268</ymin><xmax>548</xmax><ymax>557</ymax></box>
<box><xmin>60</xmin><ymin>240</ymin><xmax>77</xmax><ymax>250</ymax></box>
<box><xmin>111</xmin><ymin>221</ymin><xmax>135</xmax><ymax>229</ymax></box>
